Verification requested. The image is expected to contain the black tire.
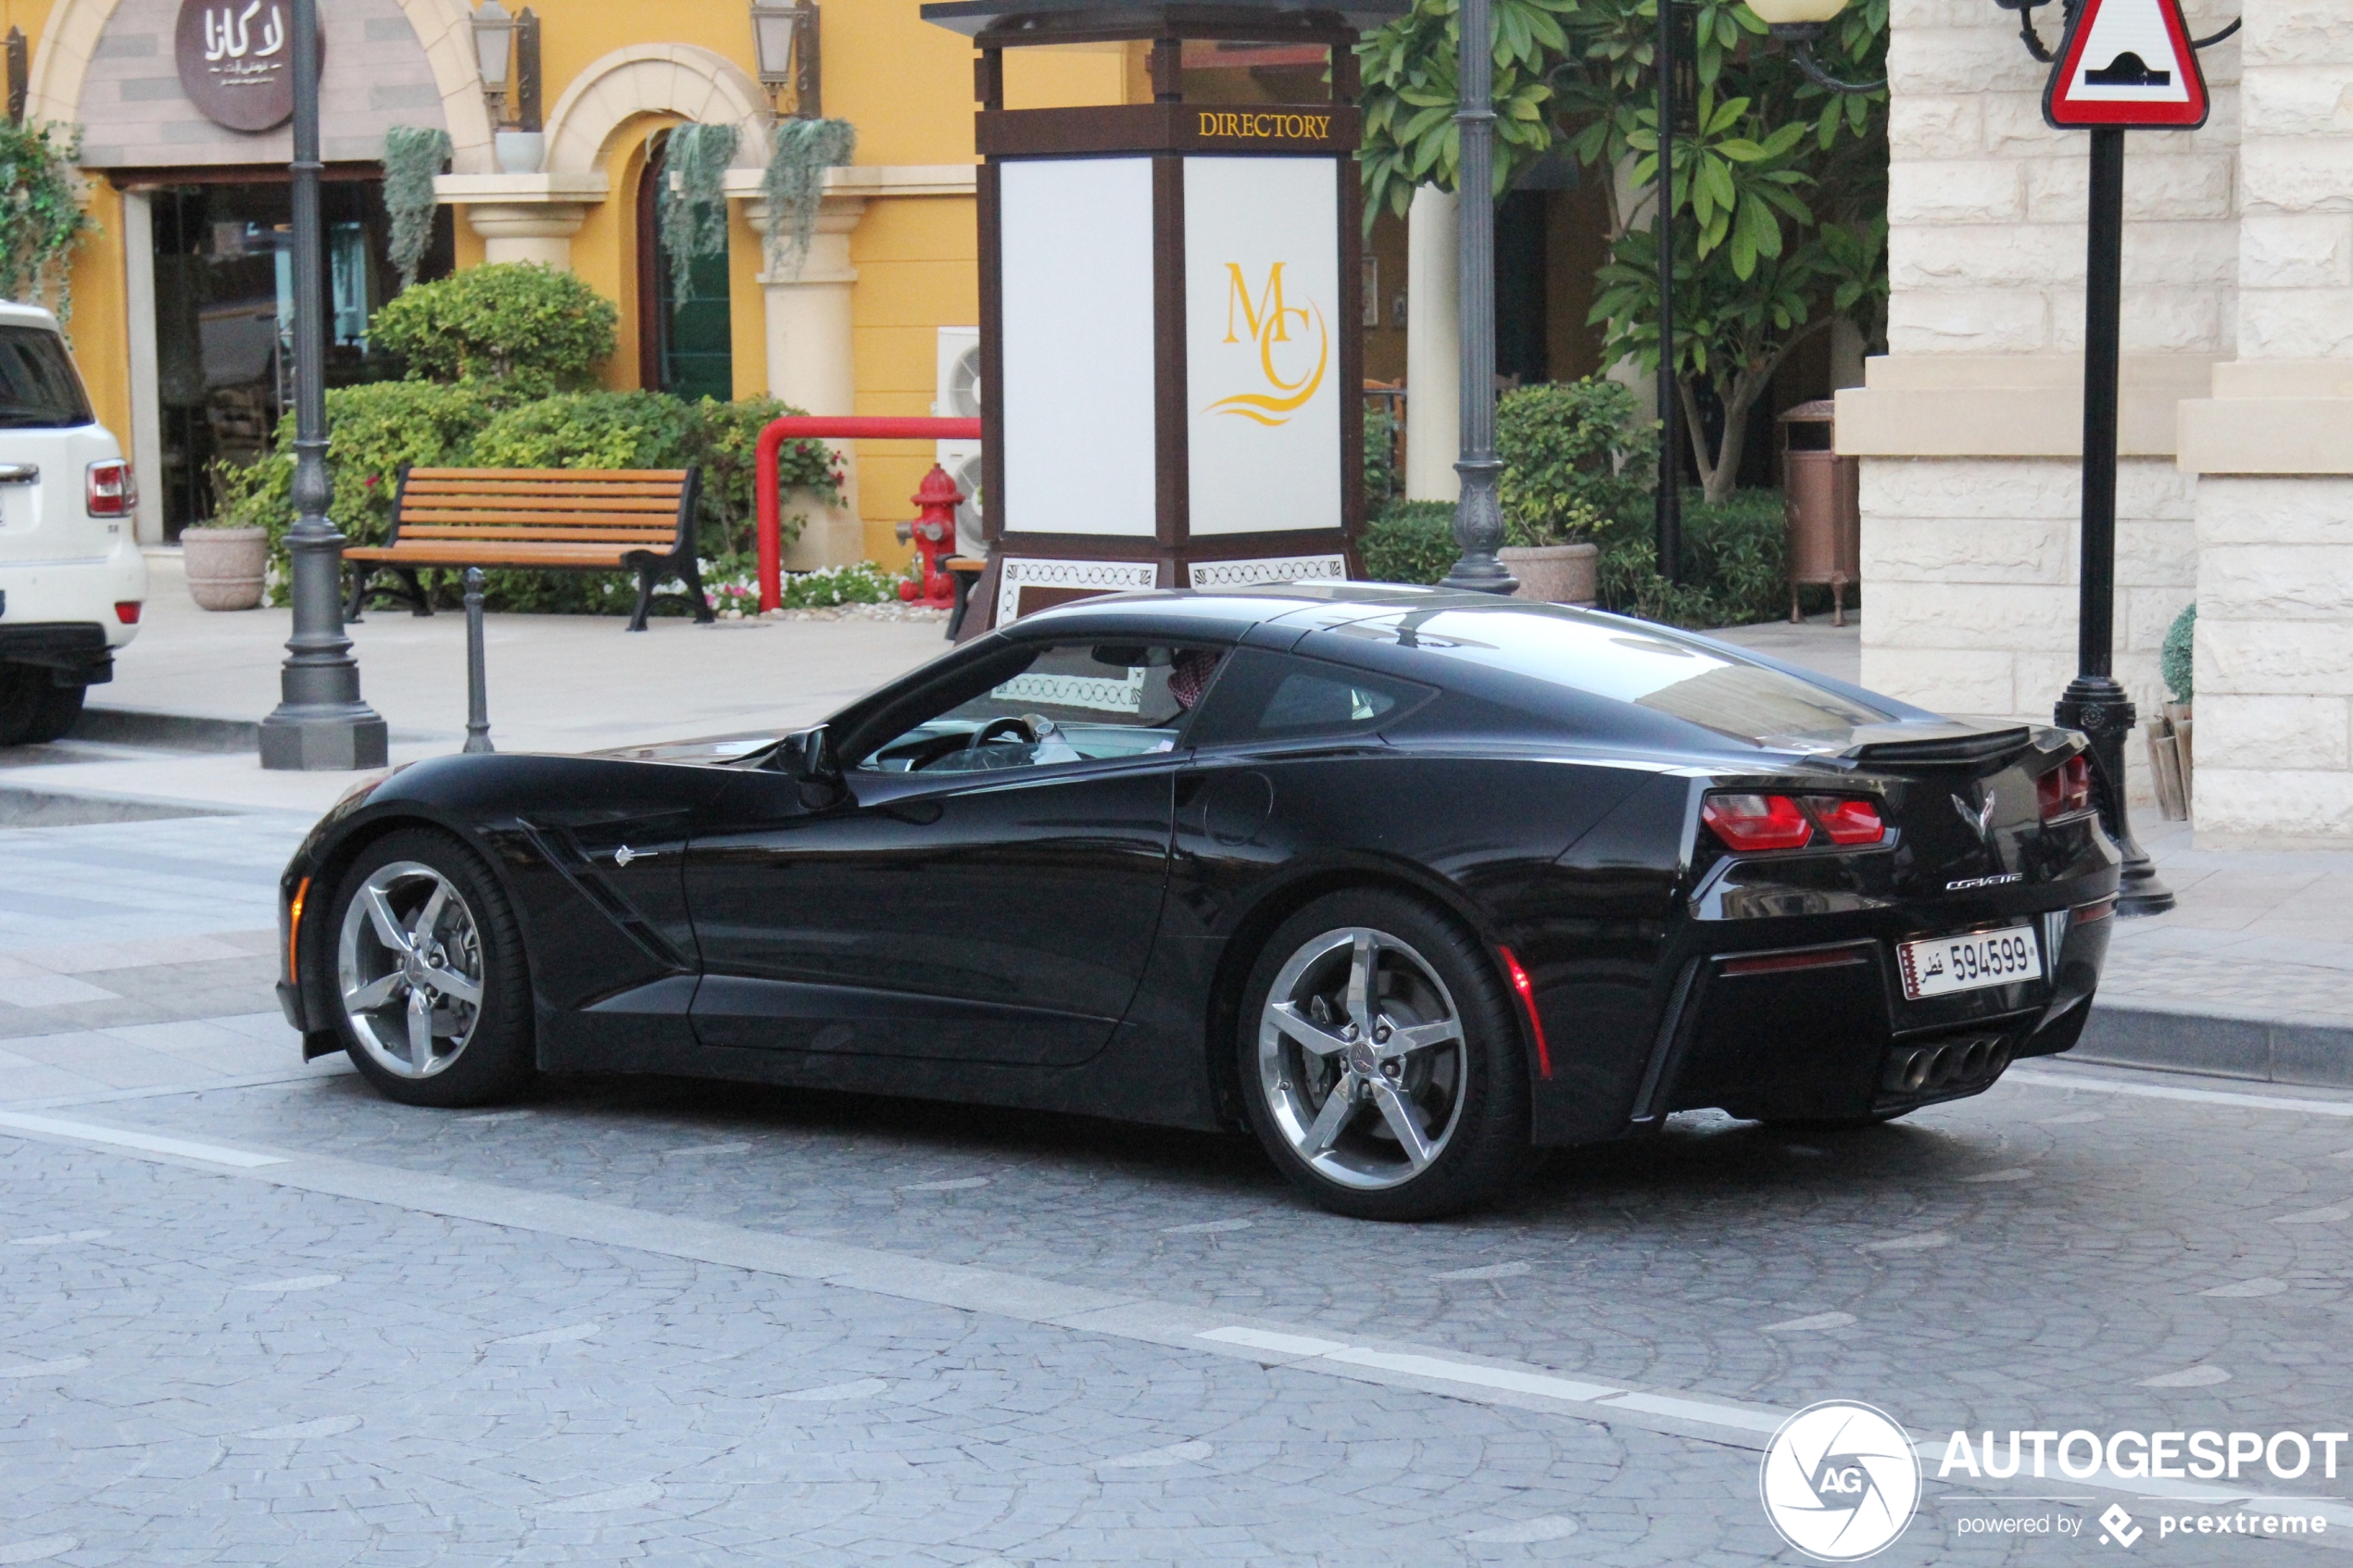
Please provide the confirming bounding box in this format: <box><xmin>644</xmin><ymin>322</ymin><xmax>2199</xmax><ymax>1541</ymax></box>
<box><xmin>325</xmin><ymin>826</ymin><xmax>534</xmax><ymax>1108</ymax></box>
<box><xmin>1238</xmin><ymin>889</ymin><xmax>1536</xmax><ymax>1221</ymax></box>
<box><xmin>19</xmin><ymin>680</ymin><xmax>84</xmax><ymax>745</ymax></box>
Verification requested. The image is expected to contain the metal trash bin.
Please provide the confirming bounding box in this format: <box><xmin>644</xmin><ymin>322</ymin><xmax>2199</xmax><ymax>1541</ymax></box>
<box><xmin>1780</xmin><ymin>399</ymin><xmax>1860</xmax><ymax>626</ymax></box>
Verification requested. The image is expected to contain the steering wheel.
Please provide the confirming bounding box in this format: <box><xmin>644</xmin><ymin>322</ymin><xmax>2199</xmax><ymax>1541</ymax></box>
<box><xmin>964</xmin><ymin>715</ymin><xmax>1039</xmax><ymax>758</ymax></box>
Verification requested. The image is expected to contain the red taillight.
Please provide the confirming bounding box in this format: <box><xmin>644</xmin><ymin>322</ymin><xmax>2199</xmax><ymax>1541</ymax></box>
<box><xmin>114</xmin><ymin>601</ymin><xmax>141</xmax><ymax>624</ymax></box>
<box><xmin>1703</xmin><ymin>793</ymin><xmax>1814</xmax><ymax>852</ymax></box>
<box><xmin>1802</xmin><ymin>797</ymin><xmax>1886</xmax><ymax>846</ymax></box>
<box><xmin>86</xmin><ymin>458</ymin><xmax>132</xmax><ymax>518</ymax></box>
<box><xmin>2038</xmin><ymin>754</ymin><xmax>2093</xmax><ymax>821</ymax></box>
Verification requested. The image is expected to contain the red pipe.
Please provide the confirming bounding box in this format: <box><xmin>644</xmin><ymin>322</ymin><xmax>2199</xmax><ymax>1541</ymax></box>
<box><xmin>755</xmin><ymin>416</ymin><xmax>982</xmax><ymax>613</ymax></box>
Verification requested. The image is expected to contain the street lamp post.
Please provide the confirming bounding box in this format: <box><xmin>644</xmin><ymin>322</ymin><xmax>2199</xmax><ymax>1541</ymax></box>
<box><xmin>1438</xmin><ymin>0</ymin><xmax>1516</xmax><ymax>596</ymax></box>
<box><xmin>1654</xmin><ymin>0</ymin><xmax>1680</xmax><ymax>583</ymax></box>
<box><xmin>258</xmin><ymin>0</ymin><xmax>386</xmax><ymax>771</ymax></box>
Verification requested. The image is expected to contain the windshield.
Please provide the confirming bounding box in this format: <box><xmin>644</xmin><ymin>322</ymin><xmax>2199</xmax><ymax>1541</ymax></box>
<box><xmin>1327</xmin><ymin>606</ymin><xmax>1891</xmax><ymax>748</ymax></box>
<box><xmin>0</xmin><ymin>325</ymin><xmax>94</xmax><ymax>429</ymax></box>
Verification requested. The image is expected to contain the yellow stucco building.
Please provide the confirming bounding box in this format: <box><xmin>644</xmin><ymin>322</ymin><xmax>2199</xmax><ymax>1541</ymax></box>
<box><xmin>12</xmin><ymin>0</ymin><xmax>1151</xmax><ymax>563</ymax></box>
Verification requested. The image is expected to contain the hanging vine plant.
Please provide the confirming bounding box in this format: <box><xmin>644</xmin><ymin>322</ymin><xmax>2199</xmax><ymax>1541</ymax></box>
<box><xmin>760</xmin><ymin>117</ymin><xmax>855</xmax><ymax>279</ymax></box>
<box><xmin>0</xmin><ymin>120</ymin><xmax>94</xmax><ymax>324</ymax></box>
<box><xmin>660</xmin><ymin>122</ymin><xmax>738</xmax><ymax>301</ymax></box>
<box><xmin>381</xmin><ymin>125</ymin><xmax>453</xmax><ymax>290</ymax></box>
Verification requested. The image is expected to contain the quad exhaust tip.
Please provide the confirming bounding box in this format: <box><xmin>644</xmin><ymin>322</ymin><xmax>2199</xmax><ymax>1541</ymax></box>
<box><xmin>1884</xmin><ymin>1035</ymin><xmax>2010</xmax><ymax>1096</ymax></box>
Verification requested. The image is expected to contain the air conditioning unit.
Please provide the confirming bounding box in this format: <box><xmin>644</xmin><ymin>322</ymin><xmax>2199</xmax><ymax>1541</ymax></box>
<box><xmin>933</xmin><ymin>326</ymin><xmax>985</xmax><ymax>557</ymax></box>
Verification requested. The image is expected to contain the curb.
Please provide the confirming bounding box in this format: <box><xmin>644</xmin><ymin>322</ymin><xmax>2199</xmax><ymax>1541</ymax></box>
<box><xmin>2074</xmin><ymin>1002</ymin><xmax>2353</xmax><ymax>1092</ymax></box>
<box><xmin>0</xmin><ymin>784</ymin><xmax>227</xmax><ymax>826</ymax></box>
<box><xmin>72</xmin><ymin>707</ymin><xmax>259</xmax><ymax>754</ymax></box>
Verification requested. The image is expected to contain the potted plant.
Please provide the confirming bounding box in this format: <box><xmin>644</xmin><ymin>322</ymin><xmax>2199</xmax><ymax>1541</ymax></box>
<box><xmin>1495</xmin><ymin>381</ymin><xmax>1653</xmax><ymax>606</ymax></box>
<box><xmin>1498</xmin><ymin>503</ymin><xmax>1603</xmax><ymax>606</ymax></box>
<box><xmin>181</xmin><ymin>523</ymin><xmax>271</xmax><ymax>610</ymax></box>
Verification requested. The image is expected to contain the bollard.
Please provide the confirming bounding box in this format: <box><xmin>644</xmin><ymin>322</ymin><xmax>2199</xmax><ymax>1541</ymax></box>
<box><xmin>462</xmin><ymin>567</ymin><xmax>494</xmax><ymax>755</ymax></box>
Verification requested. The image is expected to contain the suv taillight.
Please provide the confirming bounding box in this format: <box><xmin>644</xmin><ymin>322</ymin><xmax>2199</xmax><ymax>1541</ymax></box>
<box><xmin>86</xmin><ymin>458</ymin><xmax>132</xmax><ymax>518</ymax></box>
<box><xmin>2038</xmin><ymin>754</ymin><xmax>2093</xmax><ymax>821</ymax></box>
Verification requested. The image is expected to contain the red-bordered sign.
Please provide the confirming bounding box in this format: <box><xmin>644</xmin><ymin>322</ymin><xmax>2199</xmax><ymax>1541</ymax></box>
<box><xmin>2045</xmin><ymin>0</ymin><xmax>2208</xmax><ymax>130</ymax></box>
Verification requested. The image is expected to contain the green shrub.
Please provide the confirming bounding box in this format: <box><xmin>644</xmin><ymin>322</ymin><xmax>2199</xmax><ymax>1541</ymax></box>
<box><xmin>1363</xmin><ymin>399</ymin><xmax>1398</xmax><ymax>510</ymax></box>
<box><xmin>2161</xmin><ymin>601</ymin><xmax>2196</xmax><ymax>703</ymax></box>
<box><xmin>1596</xmin><ymin>488</ymin><xmax>1790</xmax><ymax>630</ymax></box>
<box><xmin>1496</xmin><ymin>378</ymin><xmax>1656</xmax><ymax>546</ymax></box>
<box><xmin>368</xmin><ymin>262</ymin><xmax>618</xmax><ymax>395</ymax></box>
<box><xmin>1361</xmin><ymin>498</ymin><xmax>1460</xmax><ymax>585</ymax></box>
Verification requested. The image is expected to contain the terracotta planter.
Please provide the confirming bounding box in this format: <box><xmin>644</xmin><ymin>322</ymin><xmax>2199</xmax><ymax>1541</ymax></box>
<box><xmin>181</xmin><ymin>526</ymin><xmax>270</xmax><ymax>611</ymax></box>
<box><xmin>1500</xmin><ymin>542</ymin><xmax>1599</xmax><ymax>606</ymax></box>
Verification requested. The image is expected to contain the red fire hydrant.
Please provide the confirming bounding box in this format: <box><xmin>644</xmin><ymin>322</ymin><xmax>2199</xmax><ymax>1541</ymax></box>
<box><xmin>898</xmin><ymin>464</ymin><xmax>963</xmax><ymax>608</ymax></box>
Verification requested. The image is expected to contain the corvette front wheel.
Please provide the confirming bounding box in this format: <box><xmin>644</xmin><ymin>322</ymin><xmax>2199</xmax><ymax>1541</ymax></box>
<box><xmin>329</xmin><ymin>828</ymin><xmax>533</xmax><ymax>1108</ymax></box>
<box><xmin>1239</xmin><ymin>891</ymin><xmax>1534</xmax><ymax>1221</ymax></box>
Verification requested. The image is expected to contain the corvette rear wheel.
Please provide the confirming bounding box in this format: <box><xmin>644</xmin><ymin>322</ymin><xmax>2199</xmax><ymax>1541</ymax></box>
<box><xmin>1240</xmin><ymin>891</ymin><xmax>1534</xmax><ymax>1221</ymax></box>
<box><xmin>330</xmin><ymin>828</ymin><xmax>532</xmax><ymax>1107</ymax></box>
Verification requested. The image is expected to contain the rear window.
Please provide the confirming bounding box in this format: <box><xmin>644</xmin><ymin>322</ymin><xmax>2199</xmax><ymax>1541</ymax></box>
<box><xmin>0</xmin><ymin>325</ymin><xmax>93</xmax><ymax>429</ymax></box>
<box><xmin>1327</xmin><ymin>607</ymin><xmax>1890</xmax><ymax>748</ymax></box>
<box><xmin>1189</xmin><ymin>648</ymin><xmax>1433</xmax><ymax>746</ymax></box>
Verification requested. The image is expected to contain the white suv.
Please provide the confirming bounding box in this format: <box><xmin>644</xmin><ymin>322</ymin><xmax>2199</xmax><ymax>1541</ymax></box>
<box><xmin>0</xmin><ymin>300</ymin><xmax>145</xmax><ymax>746</ymax></box>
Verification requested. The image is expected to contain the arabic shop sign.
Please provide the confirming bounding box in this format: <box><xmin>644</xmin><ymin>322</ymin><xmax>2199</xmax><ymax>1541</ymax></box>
<box><xmin>175</xmin><ymin>0</ymin><xmax>309</xmax><ymax>132</ymax></box>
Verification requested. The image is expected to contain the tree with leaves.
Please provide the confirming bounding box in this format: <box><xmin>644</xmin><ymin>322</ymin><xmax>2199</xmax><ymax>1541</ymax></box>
<box><xmin>1359</xmin><ymin>0</ymin><xmax>1889</xmax><ymax>504</ymax></box>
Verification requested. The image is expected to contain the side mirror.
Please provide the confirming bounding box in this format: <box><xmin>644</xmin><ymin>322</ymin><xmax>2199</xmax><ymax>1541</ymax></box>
<box><xmin>774</xmin><ymin>725</ymin><xmax>843</xmax><ymax>806</ymax></box>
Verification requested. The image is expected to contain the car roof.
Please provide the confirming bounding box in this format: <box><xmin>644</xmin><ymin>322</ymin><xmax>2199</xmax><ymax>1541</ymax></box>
<box><xmin>0</xmin><ymin>299</ymin><xmax>62</xmax><ymax>332</ymax></box>
<box><xmin>1005</xmin><ymin>582</ymin><xmax>1512</xmax><ymax>639</ymax></box>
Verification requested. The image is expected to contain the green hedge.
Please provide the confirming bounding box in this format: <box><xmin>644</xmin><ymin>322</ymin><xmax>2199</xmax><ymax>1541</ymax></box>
<box><xmin>1361</xmin><ymin>488</ymin><xmax>1814</xmax><ymax>632</ymax></box>
<box><xmin>222</xmin><ymin>383</ymin><xmax>841</xmax><ymax>615</ymax></box>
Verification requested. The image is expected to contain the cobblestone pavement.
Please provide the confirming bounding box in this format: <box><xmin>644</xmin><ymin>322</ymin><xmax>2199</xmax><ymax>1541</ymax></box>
<box><xmin>6</xmin><ymin>815</ymin><xmax>2353</xmax><ymax>1563</ymax></box>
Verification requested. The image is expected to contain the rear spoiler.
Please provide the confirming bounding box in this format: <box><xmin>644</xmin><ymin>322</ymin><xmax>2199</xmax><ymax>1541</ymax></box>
<box><xmin>1843</xmin><ymin>722</ymin><xmax>2035</xmax><ymax>768</ymax></box>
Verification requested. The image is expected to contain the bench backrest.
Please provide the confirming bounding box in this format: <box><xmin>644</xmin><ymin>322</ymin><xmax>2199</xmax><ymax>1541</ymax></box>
<box><xmin>391</xmin><ymin>468</ymin><xmax>697</xmax><ymax>549</ymax></box>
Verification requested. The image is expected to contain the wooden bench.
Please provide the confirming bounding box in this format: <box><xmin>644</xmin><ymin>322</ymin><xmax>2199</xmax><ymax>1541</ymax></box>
<box><xmin>344</xmin><ymin>467</ymin><xmax>713</xmax><ymax>633</ymax></box>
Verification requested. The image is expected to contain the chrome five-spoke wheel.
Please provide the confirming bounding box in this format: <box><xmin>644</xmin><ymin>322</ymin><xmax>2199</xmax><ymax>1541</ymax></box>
<box><xmin>1257</xmin><ymin>925</ymin><xmax>1468</xmax><ymax>1192</ymax></box>
<box><xmin>337</xmin><ymin>859</ymin><xmax>486</xmax><ymax>1080</ymax></box>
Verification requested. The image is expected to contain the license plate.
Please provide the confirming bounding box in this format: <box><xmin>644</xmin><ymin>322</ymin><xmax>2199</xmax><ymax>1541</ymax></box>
<box><xmin>1897</xmin><ymin>925</ymin><xmax>2043</xmax><ymax>1000</ymax></box>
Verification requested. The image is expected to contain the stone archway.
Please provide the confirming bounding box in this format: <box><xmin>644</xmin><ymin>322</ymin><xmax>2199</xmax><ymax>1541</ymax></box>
<box><xmin>24</xmin><ymin>0</ymin><xmax>493</xmax><ymax>171</ymax></box>
<box><xmin>542</xmin><ymin>44</ymin><xmax>770</xmax><ymax>178</ymax></box>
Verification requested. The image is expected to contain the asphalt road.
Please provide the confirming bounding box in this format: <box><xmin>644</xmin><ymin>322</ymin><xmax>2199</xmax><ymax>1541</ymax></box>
<box><xmin>3</xmin><ymin>816</ymin><xmax>2350</xmax><ymax>1564</ymax></box>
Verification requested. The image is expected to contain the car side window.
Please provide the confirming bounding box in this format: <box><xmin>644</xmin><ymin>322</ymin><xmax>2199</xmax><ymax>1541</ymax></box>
<box><xmin>1187</xmin><ymin>648</ymin><xmax>1432</xmax><ymax>748</ymax></box>
<box><xmin>856</xmin><ymin>641</ymin><xmax>1227</xmax><ymax>775</ymax></box>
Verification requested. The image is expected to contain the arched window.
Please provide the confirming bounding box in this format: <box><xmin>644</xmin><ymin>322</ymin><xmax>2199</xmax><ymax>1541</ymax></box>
<box><xmin>635</xmin><ymin>131</ymin><xmax>734</xmax><ymax>400</ymax></box>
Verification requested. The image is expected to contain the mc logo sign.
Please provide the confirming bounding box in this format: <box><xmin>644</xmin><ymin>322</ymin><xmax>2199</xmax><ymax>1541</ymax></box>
<box><xmin>1204</xmin><ymin>262</ymin><xmax>1328</xmax><ymax>428</ymax></box>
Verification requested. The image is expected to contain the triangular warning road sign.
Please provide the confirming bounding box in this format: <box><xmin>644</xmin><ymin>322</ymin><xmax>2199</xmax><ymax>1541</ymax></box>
<box><xmin>2045</xmin><ymin>0</ymin><xmax>2209</xmax><ymax>130</ymax></box>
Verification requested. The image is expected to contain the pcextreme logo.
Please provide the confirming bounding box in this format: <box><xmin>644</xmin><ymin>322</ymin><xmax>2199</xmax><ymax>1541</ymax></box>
<box><xmin>1203</xmin><ymin>261</ymin><xmax>1328</xmax><ymax>427</ymax></box>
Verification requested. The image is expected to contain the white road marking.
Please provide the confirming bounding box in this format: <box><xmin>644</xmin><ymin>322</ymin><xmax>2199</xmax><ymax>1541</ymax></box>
<box><xmin>2140</xmin><ymin>1363</ymin><xmax>2233</xmax><ymax>1387</ymax></box>
<box><xmin>542</xmin><ymin>1482</ymin><xmax>661</xmax><ymax>1513</ymax></box>
<box><xmin>0</xmin><ymin>1537</ymin><xmax>77</xmax><ymax>1564</ymax></box>
<box><xmin>2202</xmin><ymin>1277</ymin><xmax>2288</xmax><ymax>1298</ymax></box>
<box><xmin>1859</xmin><ymin>1231</ymin><xmax>1950</xmax><ymax>1252</ymax></box>
<box><xmin>235</xmin><ymin>1274</ymin><xmax>340</xmax><ymax>1293</ymax></box>
<box><xmin>457</xmin><ymin>1110</ymin><xmax>535</xmax><ymax>1123</ymax></box>
<box><xmin>661</xmin><ymin>1142</ymin><xmax>751</xmax><ymax>1159</ymax></box>
<box><xmin>6</xmin><ymin>1230</ymin><xmax>107</xmax><ymax>1247</ymax></box>
<box><xmin>1960</xmin><ymin>1167</ymin><xmax>2036</xmax><ymax>1184</ymax></box>
<box><xmin>0</xmin><ymin>1112</ymin><xmax>287</xmax><ymax>1167</ymax></box>
<box><xmin>899</xmin><ymin>1175</ymin><xmax>990</xmax><ymax>1192</ymax></box>
<box><xmin>1098</xmin><ymin>1440</ymin><xmax>1212</xmax><ymax>1470</ymax></box>
<box><xmin>2008</xmin><ymin>1070</ymin><xmax>2353</xmax><ymax>1119</ymax></box>
<box><xmin>1464</xmin><ymin>1516</ymin><xmax>1579</xmax><ymax>1544</ymax></box>
<box><xmin>1432</xmin><ymin>1260</ymin><xmax>1529</xmax><ymax>1281</ymax></box>
<box><xmin>1762</xmin><ymin>1311</ymin><xmax>1856</xmax><ymax>1333</ymax></box>
<box><xmin>1322</xmin><ymin>1348</ymin><xmax>1624</xmax><ymax>1404</ymax></box>
<box><xmin>494</xmin><ymin>1322</ymin><xmax>600</xmax><ymax>1347</ymax></box>
<box><xmin>0</xmin><ymin>1357</ymin><xmax>86</xmax><ymax>1380</ymax></box>
<box><xmin>777</xmin><ymin>1378</ymin><xmax>889</xmax><ymax>1402</ymax></box>
<box><xmin>1196</xmin><ymin>1326</ymin><xmax>1352</xmax><ymax>1357</ymax></box>
<box><xmin>1161</xmin><ymin>1218</ymin><xmax>1253</xmax><ymax>1235</ymax></box>
<box><xmin>2038</xmin><ymin>1110</ymin><xmax>2105</xmax><ymax>1125</ymax></box>
<box><xmin>241</xmin><ymin>1415</ymin><xmax>361</xmax><ymax>1440</ymax></box>
<box><xmin>2274</xmin><ymin>1204</ymin><xmax>2351</xmax><ymax>1225</ymax></box>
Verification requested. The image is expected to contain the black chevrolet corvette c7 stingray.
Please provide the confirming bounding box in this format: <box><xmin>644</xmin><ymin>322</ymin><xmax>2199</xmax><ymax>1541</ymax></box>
<box><xmin>276</xmin><ymin>583</ymin><xmax>2117</xmax><ymax>1219</ymax></box>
